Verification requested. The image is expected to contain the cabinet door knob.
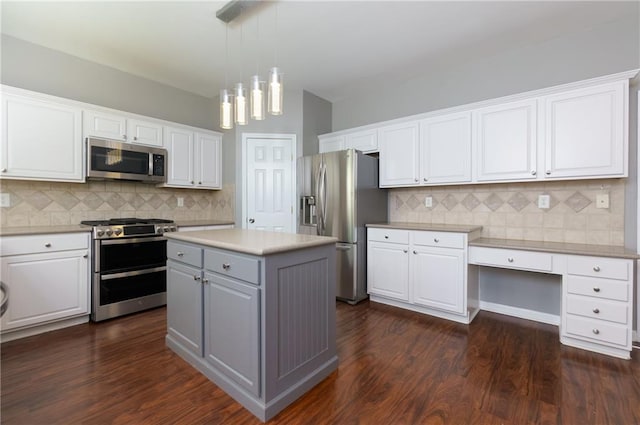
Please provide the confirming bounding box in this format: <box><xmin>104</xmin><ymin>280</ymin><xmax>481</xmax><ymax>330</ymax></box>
<box><xmin>202</xmin><ymin>279</ymin><xmax>209</xmax><ymax>285</ymax></box>
<box><xmin>545</xmin><ymin>170</ymin><xmax>551</xmax><ymax>175</ymax></box>
<box><xmin>193</xmin><ymin>275</ymin><xmax>201</xmax><ymax>281</ymax></box>
<box><xmin>177</xmin><ymin>252</ymin><xmax>184</xmax><ymax>257</ymax></box>
<box><xmin>1</xmin><ymin>168</ymin><xmax>6</xmax><ymax>172</ymax></box>
<box><xmin>45</xmin><ymin>243</ymin><xmax>52</xmax><ymax>248</ymax></box>
<box><xmin>191</xmin><ymin>181</ymin><xmax>194</xmax><ymax>184</ymax></box>
<box><xmin>412</xmin><ymin>250</ymin><xmax>417</xmax><ymax>255</ymax></box>
<box><xmin>198</xmin><ymin>181</ymin><xmax>202</xmax><ymax>185</ymax></box>
<box><xmin>592</xmin><ymin>328</ymin><xmax>600</xmax><ymax>335</ymax></box>
<box><xmin>507</xmin><ymin>257</ymin><xmax>514</xmax><ymax>263</ymax></box>
<box><xmin>249</xmin><ymin>218</ymin><xmax>255</xmax><ymax>224</ymax></box>
<box><xmin>123</xmin><ymin>135</ymin><xmax>127</xmax><ymax>140</ymax></box>
<box><xmin>403</xmin><ymin>250</ymin><xmax>408</xmax><ymax>253</ymax></box>
<box><xmin>423</xmin><ymin>178</ymin><xmax>428</xmax><ymax>182</ymax></box>
<box><xmin>593</xmin><ymin>287</ymin><xmax>600</xmax><ymax>293</ymax></box>
<box><xmin>531</xmin><ymin>170</ymin><xmax>536</xmax><ymax>176</ymax></box>
<box><xmin>384</xmin><ymin>235</ymin><xmax>389</xmax><ymax>239</ymax></box>
<box><xmin>593</xmin><ymin>266</ymin><xmax>600</xmax><ymax>272</ymax></box>
<box><xmin>133</xmin><ymin>136</ymin><xmax>138</xmax><ymax>141</ymax></box>
<box><xmin>592</xmin><ymin>308</ymin><xmax>600</xmax><ymax>314</ymax></box>
<box><xmin>414</xmin><ymin>178</ymin><xmax>418</xmax><ymax>182</ymax></box>
<box><xmin>83</xmin><ymin>254</ymin><xmax>88</xmax><ymax>258</ymax></box>
<box><xmin>433</xmin><ymin>238</ymin><xmax>439</xmax><ymax>243</ymax></box>
<box><xmin>222</xmin><ymin>263</ymin><xmax>231</xmax><ymax>270</ymax></box>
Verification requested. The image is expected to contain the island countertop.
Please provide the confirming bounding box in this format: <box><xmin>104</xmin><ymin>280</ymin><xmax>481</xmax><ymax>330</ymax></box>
<box><xmin>164</xmin><ymin>228</ymin><xmax>337</xmax><ymax>256</ymax></box>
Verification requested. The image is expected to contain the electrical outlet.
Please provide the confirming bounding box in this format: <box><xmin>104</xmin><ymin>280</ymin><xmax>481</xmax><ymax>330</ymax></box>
<box><xmin>596</xmin><ymin>193</ymin><xmax>610</xmax><ymax>209</ymax></box>
<box><xmin>177</xmin><ymin>197</ymin><xmax>184</xmax><ymax>207</ymax></box>
<box><xmin>0</xmin><ymin>193</ymin><xmax>10</xmax><ymax>208</ymax></box>
<box><xmin>425</xmin><ymin>196</ymin><xmax>433</xmax><ymax>208</ymax></box>
<box><xmin>537</xmin><ymin>194</ymin><xmax>550</xmax><ymax>209</ymax></box>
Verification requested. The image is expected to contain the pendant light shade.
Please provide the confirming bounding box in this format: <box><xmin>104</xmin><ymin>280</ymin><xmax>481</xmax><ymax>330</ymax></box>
<box><xmin>235</xmin><ymin>82</ymin><xmax>248</xmax><ymax>125</ymax></box>
<box><xmin>267</xmin><ymin>67</ymin><xmax>283</xmax><ymax>116</ymax></box>
<box><xmin>220</xmin><ymin>88</ymin><xmax>234</xmax><ymax>130</ymax></box>
<box><xmin>250</xmin><ymin>75</ymin><xmax>266</xmax><ymax>120</ymax></box>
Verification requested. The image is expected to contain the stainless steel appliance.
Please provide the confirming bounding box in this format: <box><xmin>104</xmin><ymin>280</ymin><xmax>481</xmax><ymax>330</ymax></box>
<box><xmin>81</xmin><ymin>218</ymin><xmax>177</xmax><ymax>321</ymax></box>
<box><xmin>298</xmin><ymin>149</ymin><xmax>387</xmax><ymax>304</ymax></box>
<box><xmin>87</xmin><ymin>137</ymin><xmax>167</xmax><ymax>183</ymax></box>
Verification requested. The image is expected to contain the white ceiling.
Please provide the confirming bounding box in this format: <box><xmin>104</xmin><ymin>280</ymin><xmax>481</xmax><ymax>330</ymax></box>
<box><xmin>1</xmin><ymin>1</ymin><xmax>635</xmax><ymax>103</ymax></box>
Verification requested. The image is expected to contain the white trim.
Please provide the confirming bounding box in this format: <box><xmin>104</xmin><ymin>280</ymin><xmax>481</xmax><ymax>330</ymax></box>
<box><xmin>0</xmin><ymin>315</ymin><xmax>89</xmax><ymax>343</ymax></box>
<box><xmin>479</xmin><ymin>300</ymin><xmax>560</xmax><ymax>326</ymax></box>
<box><xmin>241</xmin><ymin>133</ymin><xmax>297</xmax><ymax>232</ymax></box>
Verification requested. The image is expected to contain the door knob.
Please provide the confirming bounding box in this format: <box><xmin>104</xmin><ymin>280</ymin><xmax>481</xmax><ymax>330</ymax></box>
<box><xmin>249</xmin><ymin>218</ymin><xmax>255</xmax><ymax>223</ymax></box>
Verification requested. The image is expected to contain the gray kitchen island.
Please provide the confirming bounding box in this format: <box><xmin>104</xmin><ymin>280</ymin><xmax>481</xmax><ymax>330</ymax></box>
<box><xmin>164</xmin><ymin>229</ymin><xmax>338</xmax><ymax>421</ymax></box>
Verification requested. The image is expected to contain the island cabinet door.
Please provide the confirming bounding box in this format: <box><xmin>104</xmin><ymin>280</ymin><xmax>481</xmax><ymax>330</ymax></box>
<box><xmin>204</xmin><ymin>272</ymin><xmax>260</xmax><ymax>398</ymax></box>
<box><xmin>167</xmin><ymin>260</ymin><xmax>204</xmax><ymax>357</ymax></box>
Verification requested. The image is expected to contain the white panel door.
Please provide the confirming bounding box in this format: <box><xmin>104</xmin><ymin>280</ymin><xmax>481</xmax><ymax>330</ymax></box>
<box><xmin>2</xmin><ymin>94</ymin><xmax>83</xmax><ymax>182</ymax></box>
<box><xmin>378</xmin><ymin>121</ymin><xmax>420</xmax><ymax>187</ymax></box>
<box><xmin>544</xmin><ymin>81</ymin><xmax>626</xmax><ymax>178</ymax></box>
<box><xmin>474</xmin><ymin>98</ymin><xmax>537</xmax><ymax>182</ymax></box>
<box><xmin>83</xmin><ymin>110</ymin><xmax>127</xmax><ymax>141</ymax></box>
<box><xmin>411</xmin><ymin>247</ymin><xmax>465</xmax><ymax>314</ymax></box>
<box><xmin>164</xmin><ymin>126</ymin><xmax>194</xmax><ymax>187</ymax></box>
<box><xmin>319</xmin><ymin>135</ymin><xmax>345</xmax><ymax>153</ymax></box>
<box><xmin>367</xmin><ymin>241</ymin><xmax>409</xmax><ymax>301</ymax></box>
<box><xmin>128</xmin><ymin>118</ymin><xmax>163</xmax><ymax>147</ymax></box>
<box><xmin>420</xmin><ymin>112</ymin><xmax>472</xmax><ymax>184</ymax></box>
<box><xmin>195</xmin><ymin>132</ymin><xmax>221</xmax><ymax>189</ymax></box>
<box><xmin>246</xmin><ymin>136</ymin><xmax>294</xmax><ymax>232</ymax></box>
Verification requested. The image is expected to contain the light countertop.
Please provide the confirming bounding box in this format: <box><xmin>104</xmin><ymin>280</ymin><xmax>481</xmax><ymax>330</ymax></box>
<box><xmin>470</xmin><ymin>238</ymin><xmax>639</xmax><ymax>260</ymax></box>
<box><xmin>0</xmin><ymin>225</ymin><xmax>92</xmax><ymax>237</ymax></box>
<box><xmin>367</xmin><ymin>222</ymin><xmax>482</xmax><ymax>234</ymax></box>
<box><xmin>175</xmin><ymin>220</ymin><xmax>235</xmax><ymax>228</ymax></box>
<box><xmin>165</xmin><ymin>229</ymin><xmax>338</xmax><ymax>256</ymax></box>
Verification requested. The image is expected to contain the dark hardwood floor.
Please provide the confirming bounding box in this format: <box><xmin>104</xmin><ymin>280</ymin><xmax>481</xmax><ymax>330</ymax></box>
<box><xmin>2</xmin><ymin>301</ymin><xmax>639</xmax><ymax>424</ymax></box>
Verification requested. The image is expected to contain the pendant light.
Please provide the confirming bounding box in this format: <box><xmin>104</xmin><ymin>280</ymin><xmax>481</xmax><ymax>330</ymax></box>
<box><xmin>235</xmin><ymin>82</ymin><xmax>248</xmax><ymax>125</ymax></box>
<box><xmin>220</xmin><ymin>24</ymin><xmax>233</xmax><ymax>130</ymax></box>
<box><xmin>267</xmin><ymin>3</ymin><xmax>283</xmax><ymax>116</ymax></box>
<box><xmin>250</xmin><ymin>14</ymin><xmax>265</xmax><ymax>120</ymax></box>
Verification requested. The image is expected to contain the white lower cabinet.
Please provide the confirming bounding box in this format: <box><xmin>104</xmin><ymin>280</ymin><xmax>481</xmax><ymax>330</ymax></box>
<box><xmin>367</xmin><ymin>227</ymin><xmax>476</xmax><ymax>323</ymax></box>
<box><xmin>0</xmin><ymin>233</ymin><xmax>90</xmax><ymax>339</ymax></box>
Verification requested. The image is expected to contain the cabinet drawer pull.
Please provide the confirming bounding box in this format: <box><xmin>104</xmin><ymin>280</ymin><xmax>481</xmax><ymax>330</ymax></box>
<box><xmin>202</xmin><ymin>278</ymin><xmax>209</xmax><ymax>284</ymax></box>
<box><xmin>83</xmin><ymin>254</ymin><xmax>88</xmax><ymax>259</ymax></box>
<box><xmin>531</xmin><ymin>170</ymin><xmax>536</xmax><ymax>176</ymax></box>
<box><xmin>433</xmin><ymin>238</ymin><xmax>439</xmax><ymax>243</ymax></box>
<box><xmin>592</xmin><ymin>308</ymin><xmax>600</xmax><ymax>314</ymax></box>
<box><xmin>593</xmin><ymin>266</ymin><xmax>600</xmax><ymax>272</ymax></box>
<box><xmin>222</xmin><ymin>263</ymin><xmax>231</xmax><ymax>270</ymax></box>
<box><xmin>403</xmin><ymin>250</ymin><xmax>408</xmax><ymax>253</ymax></box>
<box><xmin>414</xmin><ymin>178</ymin><xmax>418</xmax><ymax>182</ymax></box>
<box><xmin>193</xmin><ymin>275</ymin><xmax>201</xmax><ymax>281</ymax></box>
<box><xmin>1</xmin><ymin>168</ymin><xmax>6</xmax><ymax>172</ymax></box>
<box><xmin>592</xmin><ymin>328</ymin><xmax>600</xmax><ymax>335</ymax></box>
<box><xmin>384</xmin><ymin>235</ymin><xmax>389</xmax><ymax>239</ymax></box>
<box><xmin>593</xmin><ymin>287</ymin><xmax>600</xmax><ymax>293</ymax></box>
<box><xmin>177</xmin><ymin>252</ymin><xmax>184</xmax><ymax>257</ymax></box>
<box><xmin>423</xmin><ymin>178</ymin><xmax>428</xmax><ymax>182</ymax></box>
<box><xmin>507</xmin><ymin>257</ymin><xmax>514</xmax><ymax>263</ymax></box>
<box><xmin>412</xmin><ymin>250</ymin><xmax>417</xmax><ymax>255</ymax></box>
<box><xmin>45</xmin><ymin>243</ymin><xmax>52</xmax><ymax>248</ymax></box>
<box><xmin>545</xmin><ymin>170</ymin><xmax>551</xmax><ymax>175</ymax></box>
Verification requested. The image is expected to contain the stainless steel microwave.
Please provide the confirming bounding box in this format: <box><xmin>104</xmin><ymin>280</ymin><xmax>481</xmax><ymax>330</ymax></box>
<box><xmin>86</xmin><ymin>137</ymin><xmax>167</xmax><ymax>183</ymax></box>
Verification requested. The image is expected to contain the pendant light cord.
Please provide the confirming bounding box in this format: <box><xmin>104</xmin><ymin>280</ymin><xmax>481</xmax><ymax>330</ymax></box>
<box><xmin>225</xmin><ymin>23</ymin><xmax>229</xmax><ymax>88</ymax></box>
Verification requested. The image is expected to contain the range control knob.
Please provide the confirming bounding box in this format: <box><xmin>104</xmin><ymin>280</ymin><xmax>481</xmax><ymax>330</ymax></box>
<box><xmin>96</xmin><ymin>229</ymin><xmax>105</xmax><ymax>237</ymax></box>
<box><xmin>105</xmin><ymin>229</ymin><xmax>113</xmax><ymax>236</ymax></box>
<box><xmin>163</xmin><ymin>226</ymin><xmax>170</xmax><ymax>232</ymax></box>
<box><xmin>156</xmin><ymin>227</ymin><xmax>164</xmax><ymax>234</ymax></box>
<box><xmin>114</xmin><ymin>228</ymin><xmax>122</xmax><ymax>236</ymax></box>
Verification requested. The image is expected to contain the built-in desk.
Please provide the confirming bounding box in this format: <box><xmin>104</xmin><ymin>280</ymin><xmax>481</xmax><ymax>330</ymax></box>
<box><xmin>468</xmin><ymin>238</ymin><xmax>638</xmax><ymax>360</ymax></box>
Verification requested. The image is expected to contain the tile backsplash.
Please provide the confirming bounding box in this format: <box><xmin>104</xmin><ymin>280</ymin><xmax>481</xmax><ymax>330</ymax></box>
<box><xmin>389</xmin><ymin>179</ymin><xmax>625</xmax><ymax>246</ymax></box>
<box><xmin>0</xmin><ymin>180</ymin><xmax>235</xmax><ymax>227</ymax></box>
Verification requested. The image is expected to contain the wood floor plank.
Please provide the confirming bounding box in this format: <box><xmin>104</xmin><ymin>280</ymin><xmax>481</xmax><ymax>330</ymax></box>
<box><xmin>2</xmin><ymin>300</ymin><xmax>640</xmax><ymax>424</ymax></box>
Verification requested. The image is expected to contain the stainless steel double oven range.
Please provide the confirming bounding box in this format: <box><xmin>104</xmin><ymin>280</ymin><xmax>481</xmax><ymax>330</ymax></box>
<box><xmin>81</xmin><ymin>218</ymin><xmax>177</xmax><ymax>322</ymax></box>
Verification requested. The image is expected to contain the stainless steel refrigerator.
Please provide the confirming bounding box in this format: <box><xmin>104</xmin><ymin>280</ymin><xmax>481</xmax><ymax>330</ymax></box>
<box><xmin>298</xmin><ymin>149</ymin><xmax>387</xmax><ymax>304</ymax></box>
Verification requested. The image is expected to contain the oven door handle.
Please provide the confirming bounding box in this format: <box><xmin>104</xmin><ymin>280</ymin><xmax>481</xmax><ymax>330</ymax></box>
<box><xmin>100</xmin><ymin>266</ymin><xmax>167</xmax><ymax>280</ymax></box>
<box><xmin>100</xmin><ymin>236</ymin><xmax>166</xmax><ymax>245</ymax></box>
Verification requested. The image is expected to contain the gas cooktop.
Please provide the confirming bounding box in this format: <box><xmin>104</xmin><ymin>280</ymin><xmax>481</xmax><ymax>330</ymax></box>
<box><xmin>81</xmin><ymin>218</ymin><xmax>175</xmax><ymax>226</ymax></box>
<box><xmin>81</xmin><ymin>218</ymin><xmax>177</xmax><ymax>239</ymax></box>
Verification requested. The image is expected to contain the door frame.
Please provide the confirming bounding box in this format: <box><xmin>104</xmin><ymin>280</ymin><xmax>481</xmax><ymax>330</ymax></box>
<box><xmin>241</xmin><ymin>133</ymin><xmax>297</xmax><ymax>231</ymax></box>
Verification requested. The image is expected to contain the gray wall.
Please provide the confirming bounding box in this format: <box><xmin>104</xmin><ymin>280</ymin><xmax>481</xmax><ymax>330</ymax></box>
<box><xmin>332</xmin><ymin>13</ymin><xmax>640</xmax><ymax>130</ymax></box>
<box><xmin>1</xmin><ymin>35</ymin><xmax>216</xmax><ymax>130</ymax></box>
<box><xmin>302</xmin><ymin>91</ymin><xmax>332</xmax><ymax>156</ymax></box>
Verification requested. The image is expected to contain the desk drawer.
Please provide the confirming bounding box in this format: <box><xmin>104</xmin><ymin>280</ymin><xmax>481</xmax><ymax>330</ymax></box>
<box><xmin>566</xmin><ymin>256</ymin><xmax>629</xmax><ymax>281</ymax></box>
<box><xmin>565</xmin><ymin>294</ymin><xmax>628</xmax><ymax>325</ymax></box>
<box><xmin>413</xmin><ymin>231</ymin><xmax>464</xmax><ymax>249</ymax></box>
<box><xmin>565</xmin><ymin>275</ymin><xmax>628</xmax><ymax>302</ymax></box>
<box><xmin>368</xmin><ymin>228</ymin><xmax>409</xmax><ymax>244</ymax></box>
<box><xmin>468</xmin><ymin>247</ymin><xmax>552</xmax><ymax>272</ymax></box>
<box><xmin>167</xmin><ymin>241</ymin><xmax>202</xmax><ymax>268</ymax></box>
<box><xmin>564</xmin><ymin>314</ymin><xmax>629</xmax><ymax>347</ymax></box>
<box><xmin>205</xmin><ymin>249</ymin><xmax>260</xmax><ymax>285</ymax></box>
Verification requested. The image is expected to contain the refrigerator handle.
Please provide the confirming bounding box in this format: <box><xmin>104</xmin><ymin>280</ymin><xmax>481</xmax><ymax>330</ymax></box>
<box><xmin>315</xmin><ymin>162</ymin><xmax>323</xmax><ymax>235</ymax></box>
<box><xmin>318</xmin><ymin>162</ymin><xmax>327</xmax><ymax>235</ymax></box>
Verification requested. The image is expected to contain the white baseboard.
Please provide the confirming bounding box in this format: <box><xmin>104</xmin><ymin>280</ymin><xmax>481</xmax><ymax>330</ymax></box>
<box><xmin>479</xmin><ymin>301</ymin><xmax>560</xmax><ymax>326</ymax></box>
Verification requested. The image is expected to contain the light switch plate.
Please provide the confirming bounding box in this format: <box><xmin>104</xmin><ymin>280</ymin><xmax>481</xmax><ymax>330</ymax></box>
<box><xmin>537</xmin><ymin>194</ymin><xmax>550</xmax><ymax>209</ymax></box>
<box><xmin>0</xmin><ymin>193</ymin><xmax>10</xmax><ymax>208</ymax></box>
<box><xmin>596</xmin><ymin>193</ymin><xmax>610</xmax><ymax>209</ymax></box>
<box><xmin>425</xmin><ymin>196</ymin><xmax>433</xmax><ymax>208</ymax></box>
<box><xmin>177</xmin><ymin>197</ymin><xmax>184</xmax><ymax>207</ymax></box>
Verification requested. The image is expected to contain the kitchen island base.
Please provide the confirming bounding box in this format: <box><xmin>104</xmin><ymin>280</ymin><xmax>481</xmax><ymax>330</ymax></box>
<box><xmin>164</xmin><ymin>230</ymin><xmax>338</xmax><ymax>422</ymax></box>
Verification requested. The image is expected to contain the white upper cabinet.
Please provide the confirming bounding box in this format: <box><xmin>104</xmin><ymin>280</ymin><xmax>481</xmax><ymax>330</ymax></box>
<box><xmin>318</xmin><ymin>135</ymin><xmax>345</xmax><ymax>153</ymax></box>
<box><xmin>379</xmin><ymin>121</ymin><xmax>420</xmax><ymax>187</ymax></box>
<box><xmin>419</xmin><ymin>112</ymin><xmax>472</xmax><ymax>185</ymax></box>
<box><xmin>84</xmin><ymin>110</ymin><xmax>163</xmax><ymax>147</ymax></box>
<box><xmin>1</xmin><ymin>92</ymin><xmax>83</xmax><ymax>182</ymax></box>
<box><xmin>543</xmin><ymin>81</ymin><xmax>626</xmax><ymax>179</ymax></box>
<box><xmin>345</xmin><ymin>129</ymin><xmax>378</xmax><ymax>153</ymax></box>
<box><xmin>473</xmin><ymin>98</ymin><xmax>538</xmax><ymax>182</ymax></box>
<box><xmin>164</xmin><ymin>126</ymin><xmax>221</xmax><ymax>190</ymax></box>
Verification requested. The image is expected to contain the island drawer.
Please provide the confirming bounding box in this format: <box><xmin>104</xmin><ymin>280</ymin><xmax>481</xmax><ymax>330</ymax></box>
<box><xmin>367</xmin><ymin>228</ymin><xmax>409</xmax><ymax>244</ymax></box>
<box><xmin>167</xmin><ymin>241</ymin><xmax>203</xmax><ymax>268</ymax></box>
<box><xmin>468</xmin><ymin>247</ymin><xmax>552</xmax><ymax>272</ymax></box>
<box><xmin>412</xmin><ymin>231</ymin><xmax>464</xmax><ymax>249</ymax></box>
<box><xmin>566</xmin><ymin>256</ymin><xmax>629</xmax><ymax>281</ymax></box>
<box><xmin>205</xmin><ymin>249</ymin><xmax>260</xmax><ymax>285</ymax></box>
